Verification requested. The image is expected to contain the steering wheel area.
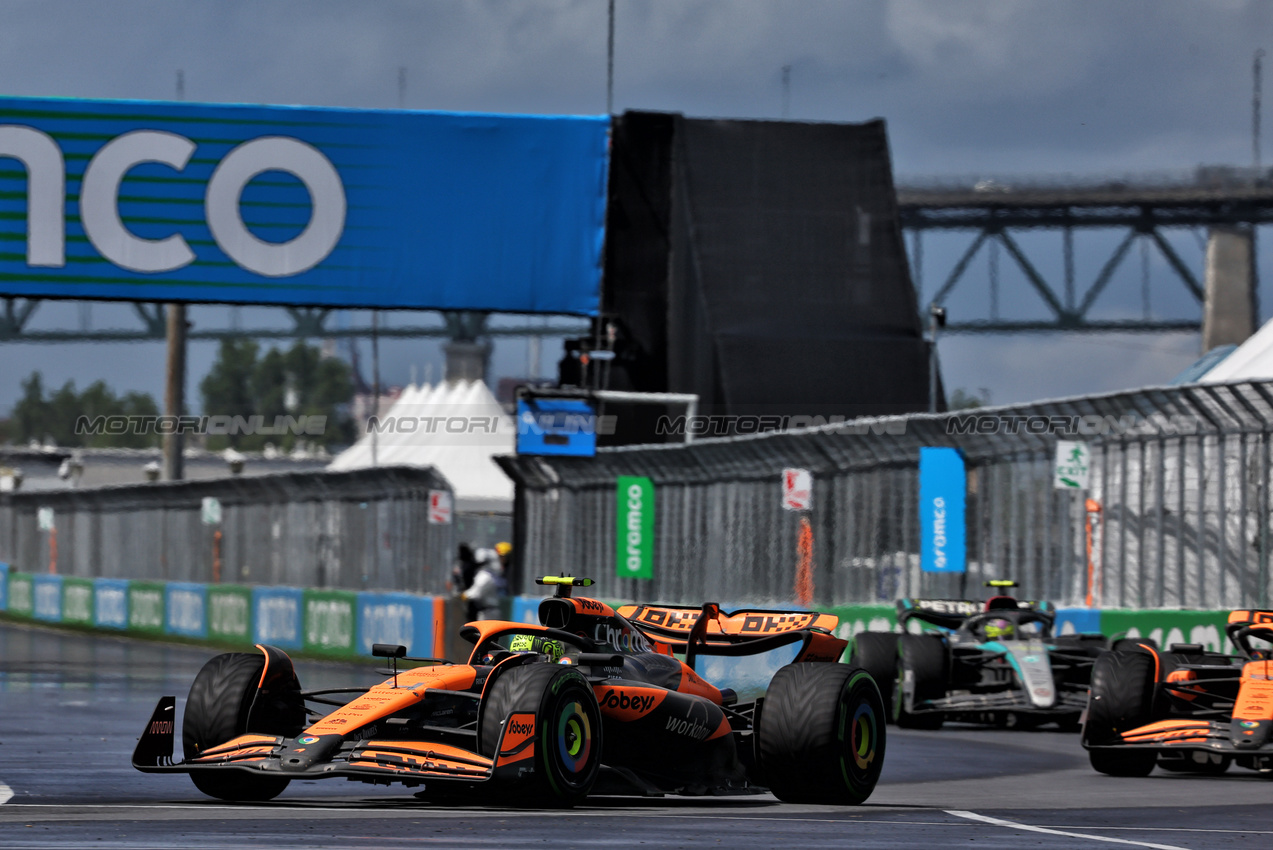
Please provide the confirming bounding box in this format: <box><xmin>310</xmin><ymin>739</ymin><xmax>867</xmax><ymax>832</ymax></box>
<box><xmin>470</xmin><ymin>627</ymin><xmax>594</xmax><ymax>667</ymax></box>
<box><xmin>960</xmin><ymin>609</ymin><xmax>1054</xmax><ymax>642</ymax></box>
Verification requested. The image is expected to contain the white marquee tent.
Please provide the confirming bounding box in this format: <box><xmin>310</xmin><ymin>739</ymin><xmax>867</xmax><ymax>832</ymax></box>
<box><xmin>1198</xmin><ymin>318</ymin><xmax>1273</xmax><ymax>383</ymax></box>
<box><xmin>329</xmin><ymin>380</ymin><xmax>515</xmax><ymax>512</ymax></box>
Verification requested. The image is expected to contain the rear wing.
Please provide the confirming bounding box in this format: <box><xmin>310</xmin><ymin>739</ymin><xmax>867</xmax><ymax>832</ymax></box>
<box><xmin>897</xmin><ymin>599</ymin><xmax>980</xmax><ymax>630</ymax></box>
<box><xmin>898</xmin><ymin>597</ymin><xmax>1056</xmax><ymax>629</ymax></box>
<box><xmin>618</xmin><ymin>603</ymin><xmax>838</xmax><ymax>642</ymax></box>
<box><xmin>618</xmin><ymin>603</ymin><xmax>845</xmax><ymax>667</ymax></box>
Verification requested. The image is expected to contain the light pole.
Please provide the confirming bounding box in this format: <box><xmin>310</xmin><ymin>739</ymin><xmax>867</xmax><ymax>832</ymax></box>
<box><xmin>928</xmin><ymin>303</ymin><xmax>946</xmax><ymax>413</ymax></box>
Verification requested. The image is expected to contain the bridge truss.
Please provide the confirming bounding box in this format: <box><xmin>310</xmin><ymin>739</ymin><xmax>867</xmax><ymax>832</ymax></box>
<box><xmin>898</xmin><ymin>177</ymin><xmax>1273</xmax><ymax>333</ymax></box>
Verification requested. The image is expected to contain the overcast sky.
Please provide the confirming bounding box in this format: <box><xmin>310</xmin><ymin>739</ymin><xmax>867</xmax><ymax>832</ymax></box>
<box><xmin>3</xmin><ymin>0</ymin><xmax>1271</xmax><ymax>416</ymax></box>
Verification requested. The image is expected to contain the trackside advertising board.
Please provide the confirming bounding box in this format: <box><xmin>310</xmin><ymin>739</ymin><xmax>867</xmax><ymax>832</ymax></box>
<box><xmin>32</xmin><ymin>574</ymin><xmax>61</xmax><ymax>621</ymax></box>
<box><xmin>919</xmin><ymin>447</ymin><xmax>966</xmax><ymax>573</ymax></box>
<box><xmin>0</xmin><ymin>574</ymin><xmax>1258</xmax><ymax>663</ymax></box>
<box><xmin>62</xmin><ymin>577</ymin><xmax>94</xmax><ymax>625</ymax></box>
<box><xmin>207</xmin><ymin>585</ymin><xmax>252</xmax><ymax>643</ymax></box>
<box><xmin>252</xmin><ymin>586</ymin><xmax>303</xmax><ymax>650</ymax></box>
<box><xmin>94</xmin><ymin>578</ymin><xmax>130</xmax><ymax>629</ymax></box>
<box><xmin>166</xmin><ymin>582</ymin><xmax>208</xmax><ymax>639</ymax></box>
<box><xmin>0</xmin><ymin>96</ymin><xmax>608</xmax><ymax>315</ymax></box>
<box><xmin>128</xmin><ymin>582</ymin><xmax>165</xmax><ymax>634</ymax></box>
<box><xmin>616</xmin><ymin>476</ymin><xmax>655</xmax><ymax>579</ymax></box>
<box><xmin>304</xmin><ymin>589</ymin><xmax>357</xmax><ymax>656</ymax></box>
<box><xmin>356</xmin><ymin>592</ymin><xmax>437</xmax><ymax>658</ymax></box>
<box><xmin>0</xmin><ymin>562</ymin><xmax>8</xmax><ymax>611</ymax></box>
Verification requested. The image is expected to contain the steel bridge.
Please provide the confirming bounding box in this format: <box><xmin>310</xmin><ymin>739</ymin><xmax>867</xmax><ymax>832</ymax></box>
<box><xmin>0</xmin><ymin>302</ymin><xmax>586</xmax><ymax>344</ymax></box>
<box><xmin>898</xmin><ymin>169</ymin><xmax>1273</xmax><ymax>334</ymax></box>
<box><xmin>5</xmin><ymin>170</ymin><xmax>1273</xmax><ymax>344</ymax></box>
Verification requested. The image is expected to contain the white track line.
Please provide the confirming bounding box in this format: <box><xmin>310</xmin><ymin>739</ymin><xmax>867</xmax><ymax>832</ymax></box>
<box><xmin>947</xmin><ymin>810</ymin><xmax>1191</xmax><ymax>850</ymax></box>
<box><xmin>0</xmin><ymin>784</ymin><xmax>12</xmax><ymax>805</ymax></box>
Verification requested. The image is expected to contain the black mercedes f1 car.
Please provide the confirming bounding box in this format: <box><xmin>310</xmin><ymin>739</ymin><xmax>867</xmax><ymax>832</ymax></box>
<box><xmin>850</xmin><ymin>583</ymin><xmax>1114</xmax><ymax>730</ymax></box>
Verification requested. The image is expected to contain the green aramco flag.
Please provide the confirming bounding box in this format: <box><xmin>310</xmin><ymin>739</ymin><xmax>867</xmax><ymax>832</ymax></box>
<box><xmin>616</xmin><ymin>476</ymin><xmax>654</xmax><ymax>579</ymax></box>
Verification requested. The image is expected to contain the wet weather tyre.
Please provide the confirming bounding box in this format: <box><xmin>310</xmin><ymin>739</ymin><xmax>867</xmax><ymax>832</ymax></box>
<box><xmin>850</xmin><ymin>632</ymin><xmax>898</xmax><ymax>720</ymax></box>
<box><xmin>1083</xmin><ymin>650</ymin><xmax>1158</xmax><ymax>777</ymax></box>
<box><xmin>757</xmin><ymin>663</ymin><xmax>886</xmax><ymax>805</ymax></box>
<box><xmin>894</xmin><ymin>634</ymin><xmax>946</xmax><ymax>730</ymax></box>
<box><xmin>479</xmin><ymin>663</ymin><xmax>602</xmax><ymax>807</ymax></box>
<box><xmin>182</xmin><ymin>651</ymin><xmax>297</xmax><ymax>802</ymax></box>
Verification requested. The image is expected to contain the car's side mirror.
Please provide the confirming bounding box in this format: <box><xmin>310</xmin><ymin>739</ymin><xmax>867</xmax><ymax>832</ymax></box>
<box><xmin>372</xmin><ymin>644</ymin><xmax>406</xmax><ymax>659</ymax></box>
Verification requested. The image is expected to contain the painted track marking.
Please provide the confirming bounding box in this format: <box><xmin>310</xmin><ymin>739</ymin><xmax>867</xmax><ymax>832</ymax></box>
<box><xmin>947</xmin><ymin>810</ymin><xmax>1191</xmax><ymax>850</ymax></box>
<box><xmin>0</xmin><ymin>784</ymin><xmax>12</xmax><ymax>805</ymax></box>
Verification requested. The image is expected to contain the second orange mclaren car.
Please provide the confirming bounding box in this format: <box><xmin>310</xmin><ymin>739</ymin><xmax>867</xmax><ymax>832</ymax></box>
<box><xmin>1082</xmin><ymin>609</ymin><xmax>1273</xmax><ymax>777</ymax></box>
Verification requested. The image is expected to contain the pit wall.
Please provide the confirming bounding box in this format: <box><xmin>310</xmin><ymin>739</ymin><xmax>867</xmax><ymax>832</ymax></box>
<box><xmin>0</xmin><ymin>562</ymin><xmax>1245</xmax><ymax>661</ymax></box>
<box><xmin>0</xmin><ymin>563</ymin><xmax>444</xmax><ymax>660</ymax></box>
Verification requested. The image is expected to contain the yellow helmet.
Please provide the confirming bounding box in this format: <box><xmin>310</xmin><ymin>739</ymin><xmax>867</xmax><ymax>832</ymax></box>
<box><xmin>983</xmin><ymin>618</ymin><xmax>1015</xmax><ymax>640</ymax></box>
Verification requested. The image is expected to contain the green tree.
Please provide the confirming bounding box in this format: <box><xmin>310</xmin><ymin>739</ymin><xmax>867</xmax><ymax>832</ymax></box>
<box><xmin>201</xmin><ymin>338</ymin><xmax>353</xmax><ymax>451</ymax></box>
<box><xmin>199</xmin><ymin>338</ymin><xmax>260</xmax><ymax>450</ymax></box>
<box><xmin>13</xmin><ymin>372</ymin><xmax>49</xmax><ymax>445</ymax></box>
<box><xmin>9</xmin><ymin>372</ymin><xmax>160</xmax><ymax>448</ymax></box>
<box><xmin>949</xmin><ymin>387</ymin><xmax>992</xmax><ymax>411</ymax></box>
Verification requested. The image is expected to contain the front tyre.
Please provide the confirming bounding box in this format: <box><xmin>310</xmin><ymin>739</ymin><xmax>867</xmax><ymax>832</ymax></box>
<box><xmin>183</xmin><ymin>650</ymin><xmax>303</xmax><ymax>802</ymax></box>
<box><xmin>1083</xmin><ymin>649</ymin><xmax>1158</xmax><ymax>777</ymax></box>
<box><xmin>894</xmin><ymin>634</ymin><xmax>946</xmax><ymax>730</ymax></box>
<box><xmin>849</xmin><ymin>632</ymin><xmax>898</xmax><ymax>719</ymax></box>
<box><xmin>757</xmin><ymin>663</ymin><xmax>886</xmax><ymax>805</ymax></box>
<box><xmin>479</xmin><ymin>663</ymin><xmax>602</xmax><ymax>807</ymax></box>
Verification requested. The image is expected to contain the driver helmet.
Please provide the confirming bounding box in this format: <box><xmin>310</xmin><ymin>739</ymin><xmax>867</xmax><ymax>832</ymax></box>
<box><xmin>509</xmin><ymin>633</ymin><xmax>566</xmax><ymax>662</ymax></box>
<box><xmin>983</xmin><ymin>618</ymin><xmax>1015</xmax><ymax>640</ymax></box>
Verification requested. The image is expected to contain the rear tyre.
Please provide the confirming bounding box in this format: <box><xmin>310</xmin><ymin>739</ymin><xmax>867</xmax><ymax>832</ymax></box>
<box><xmin>757</xmin><ymin>663</ymin><xmax>886</xmax><ymax>805</ymax></box>
<box><xmin>1083</xmin><ymin>650</ymin><xmax>1158</xmax><ymax>777</ymax></box>
<box><xmin>894</xmin><ymin>634</ymin><xmax>946</xmax><ymax>730</ymax></box>
<box><xmin>183</xmin><ymin>651</ymin><xmax>303</xmax><ymax>802</ymax></box>
<box><xmin>849</xmin><ymin>633</ymin><xmax>898</xmax><ymax>720</ymax></box>
<box><xmin>479</xmin><ymin>663</ymin><xmax>602</xmax><ymax>807</ymax></box>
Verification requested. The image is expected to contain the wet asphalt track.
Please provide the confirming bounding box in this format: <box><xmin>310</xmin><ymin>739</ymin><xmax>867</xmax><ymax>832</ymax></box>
<box><xmin>0</xmin><ymin>620</ymin><xmax>1269</xmax><ymax>849</ymax></box>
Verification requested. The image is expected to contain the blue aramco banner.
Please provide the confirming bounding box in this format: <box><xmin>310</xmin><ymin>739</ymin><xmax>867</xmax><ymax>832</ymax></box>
<box><xmin>919</xmin><ymin>447</ymin><xmax>966</xmax><ymax>574</ymax></box>
<box><xmin>0</xmin><ymin>96</ymin><xmax>609</xmax><ymax>314</ymax></box>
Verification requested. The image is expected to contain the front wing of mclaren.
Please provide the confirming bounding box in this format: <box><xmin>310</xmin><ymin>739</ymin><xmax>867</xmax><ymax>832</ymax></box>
<box><xmin>1084</xmin><ymin>717</ymin><xmax>1273</xmax><ymax>757</ymax></box>
<box><xmin>133</xmin><ymin>696</ymin><xmax>540</xmax><ymax>790</ymax></box>
<box><xmin>1085</xmin><ymin>656</ymin><xmax>1273</xmax><ymax>764</ymax></box>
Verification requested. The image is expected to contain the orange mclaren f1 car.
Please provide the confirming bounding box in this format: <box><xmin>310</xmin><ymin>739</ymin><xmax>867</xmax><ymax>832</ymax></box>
<box><xmin>1082</xmin><ymin>609</ymin><xmax>1273</xmax><ymax>777</ymax></box>
<box><xmin>133</xmin><ymin>577</ymin><xmax>886</xmax><ymax>806</ymax></box>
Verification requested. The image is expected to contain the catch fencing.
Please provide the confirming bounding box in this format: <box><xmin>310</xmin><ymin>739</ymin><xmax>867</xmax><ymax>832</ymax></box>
<box><xmin>0</xmin><ymin>467</ymin><xmax>454</xmax><ymax>595</ymax></box>
<box><xmin>498</xmin><ymin>380</ymin><xmax>1273</xmax><ymax>611</ymax></box>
